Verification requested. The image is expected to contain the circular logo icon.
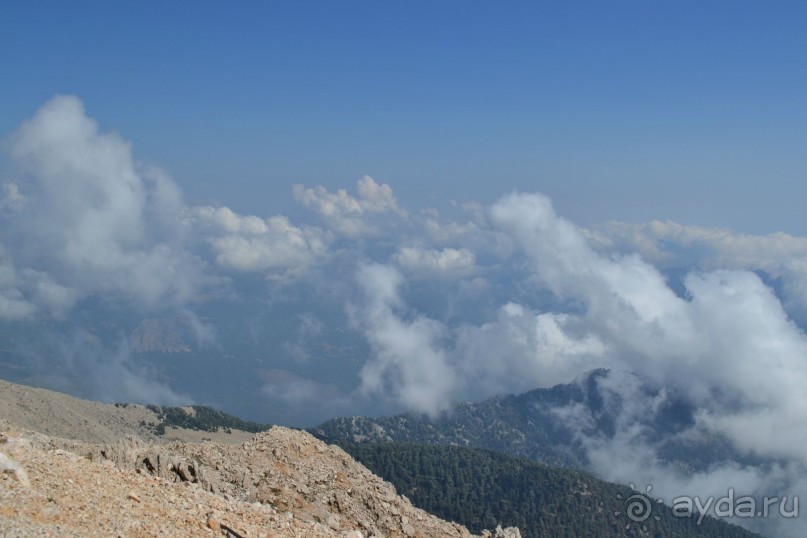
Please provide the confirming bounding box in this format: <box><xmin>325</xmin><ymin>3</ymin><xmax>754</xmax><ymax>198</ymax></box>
<box><xmin>615</xmin><ymin>484</ymin><xmax>663</xmax><ymax>531</ymax></box>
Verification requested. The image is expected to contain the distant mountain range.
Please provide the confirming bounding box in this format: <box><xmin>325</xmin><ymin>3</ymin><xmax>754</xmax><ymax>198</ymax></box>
<box><xmin>311</xmin><ymin>369</ymin><xmax>748</xmax><ymax>471</ymax></box>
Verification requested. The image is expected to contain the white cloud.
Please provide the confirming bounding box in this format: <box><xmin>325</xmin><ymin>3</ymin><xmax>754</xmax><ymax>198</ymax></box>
<box><xmin>293</xmin><ymin>176</ymin><xmax>407</xmax><ymax>238</ymax></box>
<box><xmin>24</xmin><ymin>269</ymin><xmax>80</xmax><ymax>318</ymax></box>
<box><xmin>0</xmin><ymin>247</ymin><xmax>36</xmax><ymax>320</ymax></box>
<box><xmin>586</xmin><ymin>219</ymin><xmax>807</xmax><ymax>271</ymax></box>
<box><xmin>455</xmin><ymin>304</ymin><xmax>605</xmax><ymax>397</ymax></box>
<box><xmin>586</xmin><ymin>219</ymin><xmax>807</xmax><ymax>327</ymax></box>
<box><xmin>178</xmin><ymin>308</ymin><xmax>217</xmax><ymax>348</ymax></box>
<box><xmin>0</xmin><ymin>245</ymin><xmax>77</xmax><ymax>320</ymax></box>
<box><xmin>0</xmin><ymin>182</ymin><xmax>26</xmax><ymax>211</ymax></box>
<box><xmin>489</xmin><ymin>194</ymin><xmax>807</xmax><ymax>441</ymax></box>
<box><xmin>483</xmin><ymin>192</ymin><xmax>807</xmax><ymax>535</ymax></box>
<box><xmin>7</xmin><ymin>95</ymin><xmax>206</xmax><ymax>308</ymax></box>
<box><xmin>351</xmin><ymin>263</ymin><xmax>456</xmax><ymax>416</ymax></box>
<box><xmin>393</xmin><ymin>246</ymin><xmax>477</xmax><ymax>277</ymax></box>
<box><xmin>192</xmin><ymin>206</ymin><xmax>329</xmax><ymax>278</ymax></box>
<box><xmin>560</xmin><ymin>370</ymin><xmax>804</xmax><ymax>537</ymax></box>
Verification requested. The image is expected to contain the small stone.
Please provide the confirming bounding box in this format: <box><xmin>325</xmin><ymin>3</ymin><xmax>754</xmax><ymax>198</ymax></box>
<box><xmin>206</xmin><ymin>514</ymin><xmax>220</xmax><ymax>531</ymax></box>
<box><xmin>127</xmin><ymin>492</ymin><xmax>141</xmax><ymax>503</ymax></box>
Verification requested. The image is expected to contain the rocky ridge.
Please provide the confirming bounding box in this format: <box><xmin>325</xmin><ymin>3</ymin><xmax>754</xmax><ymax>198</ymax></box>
<box><xmin>1</xmin><ymin>422</ymin><xmax>520</xmax><ymax>537</ymax></box>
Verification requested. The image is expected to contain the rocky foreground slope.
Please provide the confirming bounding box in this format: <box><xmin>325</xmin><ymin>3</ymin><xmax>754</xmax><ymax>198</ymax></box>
<box><xmin>0</xmin><ymin>380</ymin><xmax>520</xmax><ymax>537</ymax></box>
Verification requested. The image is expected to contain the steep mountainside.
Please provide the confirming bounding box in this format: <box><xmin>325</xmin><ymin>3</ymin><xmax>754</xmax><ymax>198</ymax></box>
<box><xmin>334</xmin><ymin>442</ymin><xmax>762</xmax><ymax>538</ymax></box>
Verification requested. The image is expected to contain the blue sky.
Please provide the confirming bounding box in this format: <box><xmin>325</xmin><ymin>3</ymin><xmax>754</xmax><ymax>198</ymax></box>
<box><xmin>3</xmin><ymin>1</ymin><xmax>806</xmax><ymax>233</ymax></box>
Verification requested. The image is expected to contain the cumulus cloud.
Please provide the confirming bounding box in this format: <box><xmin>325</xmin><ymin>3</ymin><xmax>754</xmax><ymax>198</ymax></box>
<box><xmin>420</xmin><ymin>215</ymin><xmax>481</xmax><ymax>243</ymax></box>
<box><xmin>337</xmin><ymin>190</ymin><xmax>807</xmax><ymax>535</ymax></box>
<box><xmin>393</xmin><ymin>246</ymin><xmax>477</xmax><ymax>277</ymax></box>
<box><xmin>587</xmin><ymin>220</ymin><xmax>807</xmax><ymax>270</ymax></box>
<box><xmin>191</xmin><ymin>206</ymin><xmax>329</xmax><ymax>279</ymax></box>
<box><xmin>0</xmin><ymin>182</ymin><xmax>26</xmax><ymax>211</ymax></box>
<box><xmin>6</xmin><ymin>95</ymin><xmax>206</xmax><ymax>309</ymax></box>
<box><xmin>293</xmin><ymin>176</ymin><xmax>407</xmax><ymax>238</ymax></box>
<box><xmin>22</xmin><ymin>269</ymin><xmax>80</xmax><ymax>318</ymax></box>
<box><xmin>0</xmin><ymin>247</ymin><xmax>36</xmax><ymax>320</ymax></box>
<box><xmin>454</xmin><ymin>304</ymin><xmax>605</xmax><ymax>396</ymax></box>
<box><xmin>488</xmin><ymin>194</ymin><xmax>807</xmax><ymax>445</ymax></box>
<box><xmin>483</xmin><ymin>193</ymin><xmax>807</xmax><ymax>536</ymax></box>
<box><xmin>1</xmin><ymin>96</ymin><xmax>337</xmax><ymax>314</ymax></box>
<box><xmin>0</xmin><ymin>245</ymin><xmax>78</xmax><ymax>319</ymax></box>
<box><xmin>586</xmin><ymin>219</ymin><xmax>807</xmax><ymax>322</ymax></box>
<box><xmin>350</xmin><ymin>263</ymin><xmax>456</xmax><ymax>416</ymax></box>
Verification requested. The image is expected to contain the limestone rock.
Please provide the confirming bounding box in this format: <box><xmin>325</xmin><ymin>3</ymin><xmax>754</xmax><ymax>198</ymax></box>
<box><xmin>493</xmin><ymin>524</ymin><xmax>522</xmax><ymax>538</ymax></box>
<box><xmin>1</xmin><ymin>426</ymin><xmax>521</xmax><ymax>538</ymax></box>
<box><xmin>0</xmin><ymin>451</ymin><xmax>30</xmax><ymax>487</ymax></box>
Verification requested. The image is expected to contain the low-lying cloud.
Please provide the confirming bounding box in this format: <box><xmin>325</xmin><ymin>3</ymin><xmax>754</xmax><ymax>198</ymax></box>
<box><xmin>191</xmin><ymin>206</ymin><xmax>330</xmax><ymax>279</ymax></box>
<box><xmin>350</xmin><ymin>263</ymin><xmax>456</xmax><ymax>416</ymax></box>
<box><xmin>345</xmin><ymin>191</ymin><xmax>807</xmax><ymax>535</ymax></box>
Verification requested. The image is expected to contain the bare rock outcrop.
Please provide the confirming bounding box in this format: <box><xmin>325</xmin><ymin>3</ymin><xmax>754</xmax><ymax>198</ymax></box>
<box><xmin>481</xmin><ymin>525</ymin><xmax>522</xmax><ymax>538</ymax></box>
<box><xmin>0</xmin><ymin>380</ymin><xmax>520</xmax><ymax>537</ymax></box>
<box><xmin>89</xmin><ymin>426</ymin><xmax>473</xmax><ymax>537</ymax></box>
<box><xmin>0</xmin><ymin>425</ymin><xmax>507</xmax><ymax>537</ymax></box>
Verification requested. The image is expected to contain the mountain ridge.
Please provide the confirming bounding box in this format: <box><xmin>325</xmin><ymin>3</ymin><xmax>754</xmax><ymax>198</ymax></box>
<box><xmin>0</xmin><ymin>377</ymin><xmax>506</xmax><ymax>537</ymax></box>
<box><xmin>311</xmin><ymin>369</ymin><xmax>748</xmax><ymax>471</ymax></box>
